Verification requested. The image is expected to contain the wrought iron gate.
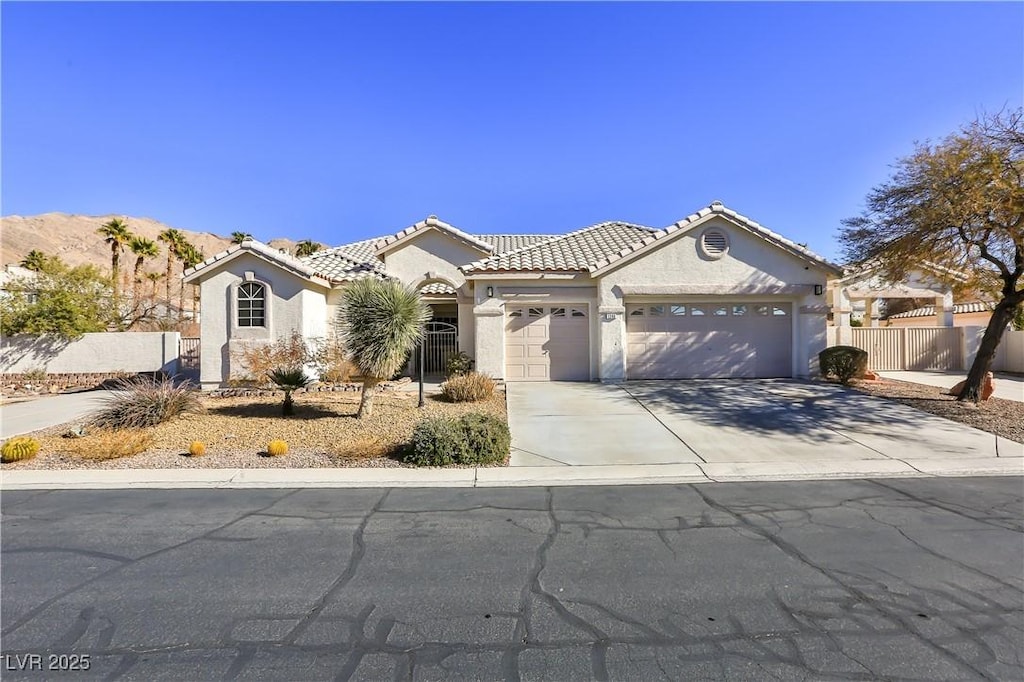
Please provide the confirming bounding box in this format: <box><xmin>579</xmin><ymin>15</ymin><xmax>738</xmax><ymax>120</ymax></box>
<box><xmin>412</xmin><ymin>321</ymin><xmax>458</xmax><ymax>375</ymax></box>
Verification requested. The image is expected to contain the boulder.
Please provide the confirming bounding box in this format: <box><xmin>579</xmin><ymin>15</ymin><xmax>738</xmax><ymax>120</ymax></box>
<box><xmin>948</xmin><ymin>372</ymin><xmax>995</xmax><ymax>401</ymax></box>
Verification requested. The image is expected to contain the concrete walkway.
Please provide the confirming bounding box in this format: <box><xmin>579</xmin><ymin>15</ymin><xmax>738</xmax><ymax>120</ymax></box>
<box><xmin>0</xmin><ymin>390</ymin><xmax>115</xmax><ymax>439</ymax></box>
<box><xmin>878</xmin><ymin>370</ymin><xmax>1024</xmax><ymax>402</ymax></box>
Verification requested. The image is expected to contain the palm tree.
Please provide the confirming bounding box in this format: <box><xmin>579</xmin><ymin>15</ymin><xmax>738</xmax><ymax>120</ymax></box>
<box><xmin>127</xmin><ymin>236</ymin><xmax>160</xmax><ymax>302</ymax></box>
<box><xmin>157</xmin><ymin>228</ymin><xmax>186</xmax><ymax>304</ymax></box>
<box><xmin>231</xmin><ymin>231</ymin><xmax>253</xmax><ymax>244</ymax></box>
<box><xmin>178</xmin><ymin>242</ymin><xmax>204</xmax><ymax>317</ymax></box>
<box><xmin>295</xmin><ymin>240</ymin><xmax>323</xmax><ymax>257</ymax></box>
<box><xmin>335</xmin><ymin>278</ymin><xmax>430</xmax><ymax>418</ymax></box>
<box><xmin>145</xmin><ymin>272</ymin><xmax>164</xmax><ymax>299</ymax></box>
<box><xmin>19</xmin><ymin>250</ymin><xmax>49</xmax><ymax>271</ymax></box>
<box><xmin>268</xmin><ymin>367</ymin><xmax>312</xmax><ymax>416</ymax></box>
<box><xmin>97</xmin><ymin>218</ymin><xmax>133</xmax><ymax>300</ymax></box>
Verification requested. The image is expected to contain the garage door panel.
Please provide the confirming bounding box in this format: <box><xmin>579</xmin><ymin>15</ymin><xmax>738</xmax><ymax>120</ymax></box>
<box><xmin>506</xmin><ymin>305</ymin><xmax>590</xmax><ymax>382</ymax></box>
<box><xmin>626</xmin><ymin>302</ymin><xmax>791</xmax><ymax>379</ymax></box>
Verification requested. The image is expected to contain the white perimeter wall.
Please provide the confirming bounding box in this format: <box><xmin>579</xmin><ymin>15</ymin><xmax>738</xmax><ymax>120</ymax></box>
<box><xmin>1</xmin><ymin>332</ymin><xmax>181</xmax><ymax>374</ymax></box>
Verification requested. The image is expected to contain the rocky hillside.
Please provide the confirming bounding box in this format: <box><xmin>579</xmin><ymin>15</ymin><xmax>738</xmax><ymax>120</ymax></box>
<box><xmin>1</xmin><ymin>213</ymin><xmax>299</xmax><ymax>276</ymax></box>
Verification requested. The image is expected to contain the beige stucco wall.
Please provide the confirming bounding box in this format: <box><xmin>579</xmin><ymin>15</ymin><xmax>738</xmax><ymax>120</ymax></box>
<box><xmin>595</xmin><ymin>218</ymin><xmax>831</xmax><ymax>379</ymax></box>
<box><xmin>0</xmin><ymin>332</ymin><xmax>180</xmax><ymax>374</ymax></box>
<box><xmin>197</xmin><ymin>253</ymin><xmax>328</xmax><ymax>388</ymax></box>
<box><xmin>380</xmin><ymin>230</ymin><xmax>481</xmax><ymax>293</ymax></box>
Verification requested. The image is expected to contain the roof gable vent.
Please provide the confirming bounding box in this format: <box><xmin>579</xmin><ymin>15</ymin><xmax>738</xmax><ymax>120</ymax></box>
<box><xmin>700</xmin><ymin>229</ymin><xmax>729</xmax><ymax>259</ymax></box>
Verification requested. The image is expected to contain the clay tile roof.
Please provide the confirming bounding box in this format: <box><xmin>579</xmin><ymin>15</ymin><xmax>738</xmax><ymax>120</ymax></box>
<box><xmin>887</xmin><ymin>301</ymin><xmax>995</xmax><ymax>319</ymax></box>
<box><xmin>461</xmin><ymin>221</ymin><xmax>660</xmax><ymax>273</ymax></box>
<box><xmin>375</xmin><ymin>216</ymin><xmax>494</xmax><ymax>255</ymax></box>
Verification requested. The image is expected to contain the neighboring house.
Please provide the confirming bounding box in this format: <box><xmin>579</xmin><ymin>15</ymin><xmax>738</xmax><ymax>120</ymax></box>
<box><xmin>884</xmin><ymin>301</ymin><xmax>995</xmax><ymax>328</ymax></box>
<box><xmin>0</xmin><ymin>264</ymin><xmax>40</xmax><ymax>303</ymax></box>
<box><xmin>183</xmin><ymin>202</ymin><xmax>842</xmax><ymax>389</ymax></box>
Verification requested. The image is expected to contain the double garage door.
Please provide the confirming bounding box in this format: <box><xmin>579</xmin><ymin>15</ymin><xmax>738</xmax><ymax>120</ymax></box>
<box><xmin>505</xmin><ymin>305</ymin><xmax>590</xmax><ymax>381</ymax></box>
<box><xmin>626</xmin><ymin>302</ymin><xmax>793</xmax><ymax>379</ymax></box>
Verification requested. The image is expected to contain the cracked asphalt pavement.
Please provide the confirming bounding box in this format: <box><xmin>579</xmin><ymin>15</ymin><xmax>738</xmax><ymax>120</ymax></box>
<box><xmin>1</xmin><ymin>477</ymin><xmax>1022</xmax><ymax>680</ymax></box>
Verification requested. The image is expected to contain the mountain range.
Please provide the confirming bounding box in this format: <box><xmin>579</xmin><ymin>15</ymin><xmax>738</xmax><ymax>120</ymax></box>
<box><xmin>1</xmin><ymin>213</ymin><xmax>300</xmax><ymax>276</ymax></box>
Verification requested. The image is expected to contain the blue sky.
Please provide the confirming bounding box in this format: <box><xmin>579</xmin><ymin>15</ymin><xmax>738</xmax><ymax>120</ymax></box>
<box><xmin>3</xmin><ymin>2</ymin><xmax>1021</xmax><ymax>262</ymax></box>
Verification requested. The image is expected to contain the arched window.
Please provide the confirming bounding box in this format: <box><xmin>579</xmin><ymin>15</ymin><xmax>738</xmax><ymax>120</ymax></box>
<box><xmin>237</xmin><ymin>282</ymin><xmax>266</xmax><ymax>327</ymax></box>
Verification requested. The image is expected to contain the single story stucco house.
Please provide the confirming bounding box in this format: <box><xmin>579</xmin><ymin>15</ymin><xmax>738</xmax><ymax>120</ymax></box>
<box><xmin>183</xmin><ymin>202</ymin><xmax>843</xmax><ymax>389</ymax></box>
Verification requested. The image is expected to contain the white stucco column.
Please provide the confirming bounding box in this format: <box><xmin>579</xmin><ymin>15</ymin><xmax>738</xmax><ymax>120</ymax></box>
<box><xmin>937</xmin><ymin>292</ymin><xmax>954</xmax><ymax>327</ymax></box>
<box><xmin>799</xmin><ymin>303</ymin><xmax>830</xmax><ymax>377</ymax></box>
<box><xmin>597</xmin><ymin>306</ymin><xmax>626</xmax><ymax>382</ymax></box>
<box><xmin>473</xmin><ymin>304</ymin><xmax>505</xmax><ymax>379</ymax></box>
<box><xmin>457</xmin><ymin>302</ymin><xmax>475</xmax><ymax>358</ymax></box>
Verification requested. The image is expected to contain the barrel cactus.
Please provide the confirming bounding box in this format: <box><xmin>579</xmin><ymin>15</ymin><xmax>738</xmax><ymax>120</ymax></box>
<box><xmin>1</xmin><ymin>436</ymin><xmax>40</xmax><ymax>463</ymax></box>
<box><xmin>267</xmin><ymin>439</ymin><xmax>289</xmax><ymax>457</ymax></box>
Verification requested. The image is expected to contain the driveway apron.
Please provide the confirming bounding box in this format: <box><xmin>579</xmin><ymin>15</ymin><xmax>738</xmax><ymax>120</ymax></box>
<box><xmin>507</xmin><ymin>380</ymin><xmax>1010</xmax><ymax>467</ymax></box>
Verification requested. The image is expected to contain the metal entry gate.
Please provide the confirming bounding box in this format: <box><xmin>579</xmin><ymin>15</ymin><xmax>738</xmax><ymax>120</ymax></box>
<box><xmin>411</xmin><ymin>322</ymin><xmax>458</xmax><ymax>375</ymax></box>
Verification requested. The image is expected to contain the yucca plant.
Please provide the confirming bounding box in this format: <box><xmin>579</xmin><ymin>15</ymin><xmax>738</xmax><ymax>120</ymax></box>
<box><xmin>335</xmin><ymin>278</ymin><xmax>430</xmax><ymax>418</ymax></box>
<box><xmin>267</xmin><ymin>366</ymin><xmax>312</xmax><ymax>415</ymax></box>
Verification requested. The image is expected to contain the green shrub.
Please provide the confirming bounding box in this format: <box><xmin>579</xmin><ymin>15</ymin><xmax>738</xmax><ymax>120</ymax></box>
<box><xmin>458</xmin><ymin>413</ymin><xmax>510</xmax><ymax>465</ymax></box>
<box><xmin>445</xmin><ymin>351</ymin><xmax>474</xmax><ymax>378</ymax></box>
<box><xmin>819</xmin><ymin>345</ymin><xmax>869</xmax><ymax>385</ymax></box>
<box><xmin>440</xmin><ymin>371</ymin><xmax>495</xmax><ymax>402</ymax></box>
<box><xmin>267</xmin><ymin>366</ymin><xmax>312</xmax><ymax>415</ymax></box>
<box><xmin>2</xmin><ymin>436</ymin><xmax>40</xmax><ymax>463</ymax></box>
<box><xmin>90</xmin><ymin>376</ymin><xmax>204</xmax><ymax>429</ymax></box>
<box><xmin>404</xmin><ymin>413</ymin><xmax>510</xmax><ymax>466</ymax></box>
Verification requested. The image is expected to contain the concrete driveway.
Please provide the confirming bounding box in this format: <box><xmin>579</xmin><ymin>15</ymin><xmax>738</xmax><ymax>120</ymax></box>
<box><xmin>507</xmin><ymin>380</ymin><xmax>1020</xmax><ymax>467</ymax></box>
<box><xmin>0</xmin><ymin>391</ymin><xmax>115</xmax><ymax>439</ymax></box>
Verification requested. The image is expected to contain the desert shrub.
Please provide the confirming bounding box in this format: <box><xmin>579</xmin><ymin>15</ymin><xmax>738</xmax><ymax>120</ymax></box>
<box><xmin>22</xmin><ymin>366</ymin><xmax>48</xmax><ymax>382</ymax></box>
<box><xmin>1</xmin><ymin>436</ymin><xmax>40</xmax><ymax>463</ymax></box>
<box><xmin>188</xmin><ymin>441</ymin><xmax>206</xmax><ymax>457</ymax></box>
<box><xmin>232</xmin><ymin>331</ymin><xmax>312</xmax><ymax>386</ymax></box>
<box><xmin>311</xmin><ymin>336</ymin><xmax>356</xmax><ymax>383</ymax></box>
<box><xmin>70</xmin><ymin>429</ymin><xmax>153</xmax><ymax>460</ymax></box>
<box><xmin>458</xmin><ymin>413</ymin><xmax>510</xmax><ymax>465</ymax></box>
<box><xmin>440</xmin><ymin>372</ymin><xmax>495</xmax><ymax>402</ymax></box>
<box><xmin>404</xmin><ymin>413</ymin><xmax>510</xmax><ymax>466</ymax></box>
<box><xmin>445</xmin><ymin>351</ymin><xmax>474</xmax><ymax>378</ymax></box>
<box><xmin>819</xmin><ymin>345</ymin><xmax>869</xmax><ymax>385</ymax></box>
<box><xmin>267</xmin><ymin>439</ymin><xmax>289</xmax><ymax>457</ymax></box>
<box><xmin>90</xmin><ymin>376</ymin><xmax>204</xmax><ymax>429</ymax></box>
<box><xmin>406</xmin><ymin>417</ymin><xmax>469</xmax><ymax>466</ymax></box>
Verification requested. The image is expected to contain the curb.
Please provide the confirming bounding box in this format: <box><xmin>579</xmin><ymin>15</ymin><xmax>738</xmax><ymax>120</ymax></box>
<box><xmin>2</xmin><ymin>458</ymin><xmax>1021</xmax><ymax>490</ymax></box>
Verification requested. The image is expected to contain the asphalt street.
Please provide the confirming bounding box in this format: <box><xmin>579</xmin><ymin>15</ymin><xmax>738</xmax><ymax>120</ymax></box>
<box><xmin>1</xmin><ymin>477</ymin><xmax>1022</xmax><ymax>681</ymax></box>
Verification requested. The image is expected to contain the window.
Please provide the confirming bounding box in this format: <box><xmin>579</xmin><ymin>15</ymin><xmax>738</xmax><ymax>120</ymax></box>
<box><xmin>571</xmin><ymin>308</ymin><xmax>587</xmax><ymax>318</ymax></box>
<box><xmin>713</xmin><ymin>306</ymin><xmax>729</xmax><ymax>316</ymax></box>
<box><xmin>509</xmin><ymin>309</ymin><xmax>522</xmax><ymax>318</ymax></box>
<box><xmin>528</xmin><ymin>307</ymin><xmax>543</xmax><ymax>318</ymax></box>
<box><xmin>754</xmin><ymin>305</ymin><xmax>770</xmax><ymax>316</ymax></box>
<box><xmin>732</xmin><ymin>305</ymin><xmax>747</xmax><ymax>316</ymax></box>
<box><xmin>670</xmin><ymin>305</ymin><xmax>686</xmax><ymax>316</ymax></box>
<box><xmin>772</xmin><ymin>306</ymin><xmax>789</xmax><ymax>316</ymax></box>
<box><xmin>629</xmin><ymin>308</ymin><xmax>645</xmax><ymax>316</ymax></box>
<box><xmin>690</xmin><ymin>305</ymin><xmax>706</xmax><ymax>316</ymax></box>
<box><xmin>237</xmin><ymin>282</ymin><xmax>266</xmax><ymax>327</ymax></box>
<box><xmin>649</xmin><ymin>305</ymin><xmax>665</xmax><ymax>317</ymax></box>
<box><xmin>551</xmin><ymin>307</ymin><xmax>566</xmax><ymax>318</ymax></box>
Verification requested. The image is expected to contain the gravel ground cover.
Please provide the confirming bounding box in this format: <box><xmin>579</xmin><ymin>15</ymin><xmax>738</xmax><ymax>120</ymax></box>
<box><xmin>851</xmin><ymin>378</ymin><xmax>1024</xmax><ymax>444</ymax></box>
<box><xmin>3</xmin><ymin>389</ymin><xmax>507</xmax><ymax>470</ymax></box>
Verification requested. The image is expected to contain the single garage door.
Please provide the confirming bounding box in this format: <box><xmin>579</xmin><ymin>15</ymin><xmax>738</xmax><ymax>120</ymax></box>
<box><xmin>626</xmin><ymin>302</ymin><xmax>792</xmax><ymax>379</ymax></box>
<box><xmin>506</xmin><ymin>305</ymin><xmax>590</xmax><ymax>381</ymax></box>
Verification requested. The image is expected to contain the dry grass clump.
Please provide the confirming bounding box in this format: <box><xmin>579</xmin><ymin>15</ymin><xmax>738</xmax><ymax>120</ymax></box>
<box><xmin>67</xmin><ymin>429</ymin><xmax>154</xmax><ymax>461</ymax></box>
<box><xmin>441</xmin><ymin>372</ymin><xmax>496</xmax><ymax>402</ymax></box>
<box><xmin>331</xmin><ymin>436</ymin><xmax>396</xmax><ymax>460</ymax></box>
<box><xmin>91</xmin><ymin>376</ymin><xmax>204</xmax><ymax>429</ymax></box>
